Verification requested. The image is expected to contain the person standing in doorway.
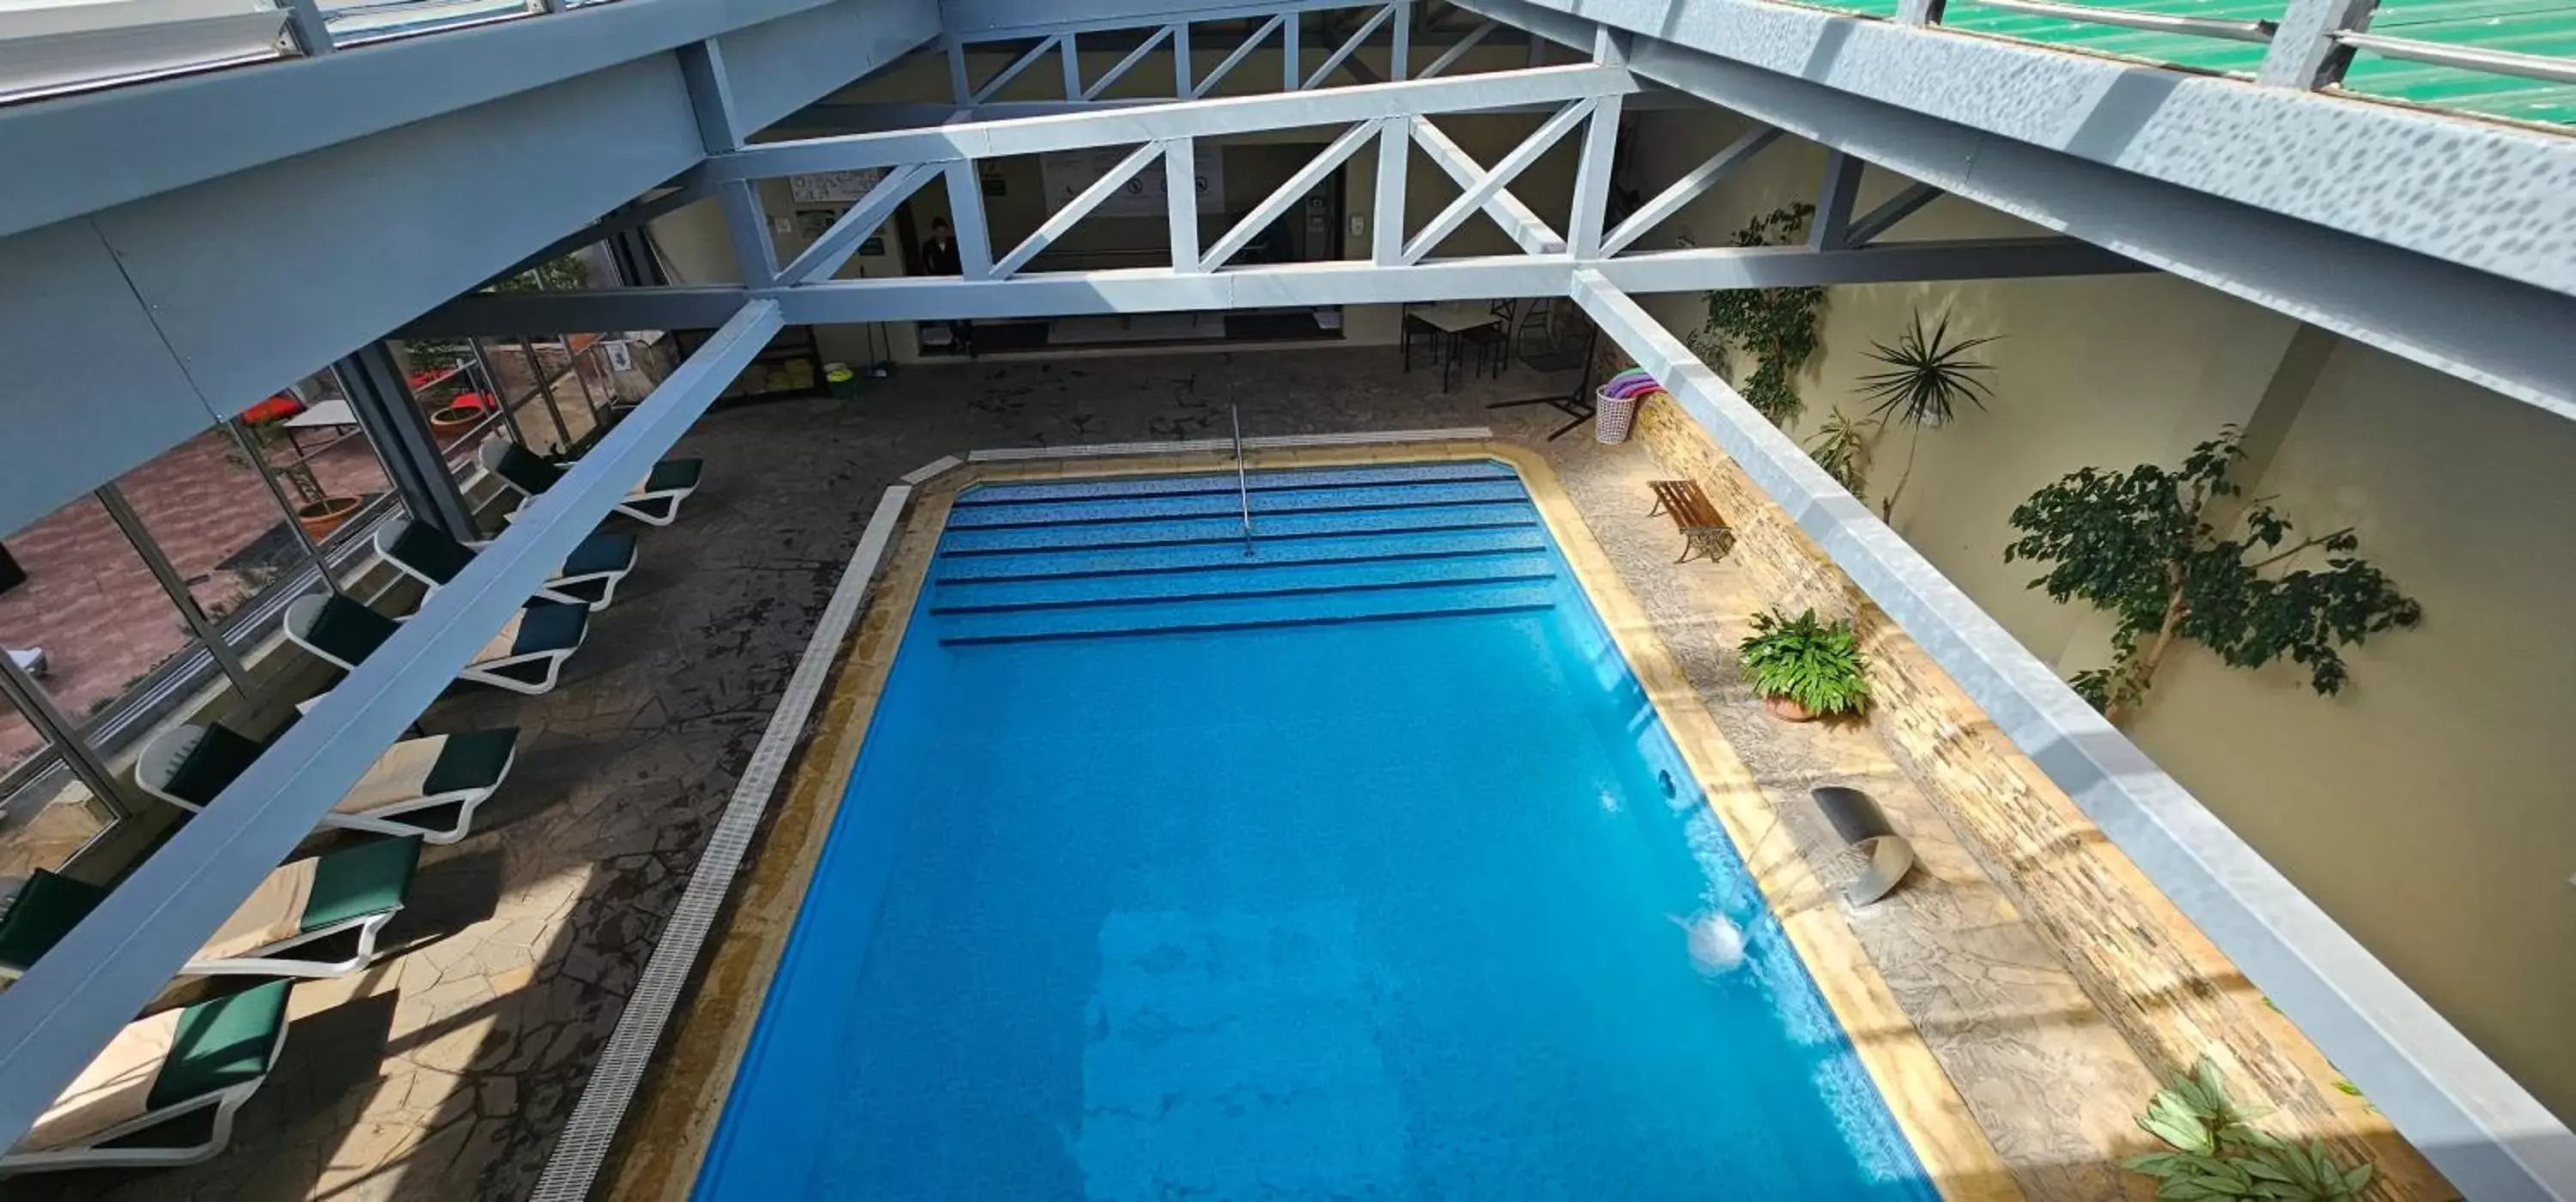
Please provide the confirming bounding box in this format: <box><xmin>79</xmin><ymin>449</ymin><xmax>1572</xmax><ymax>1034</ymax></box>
<box><xmin>920</xmin><ymin>217</ymin><xmax>975</xmax><ymax>357</ymax></box>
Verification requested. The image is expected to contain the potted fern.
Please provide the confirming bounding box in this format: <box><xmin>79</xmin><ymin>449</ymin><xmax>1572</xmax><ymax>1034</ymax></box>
<box><xmin>1739</xmin><ymin>608</ymin><xmax>1871</xmax><ymax>722</ymax></box>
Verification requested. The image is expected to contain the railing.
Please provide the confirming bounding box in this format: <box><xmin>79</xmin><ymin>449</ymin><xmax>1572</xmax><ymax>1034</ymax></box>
<box><xmin>1230</xmin><ymin>404</ymin><xmax>1255</xmax><ymax>555</ymax></box>
<box><xmin>1866</xmin><ymin>0</ymin><xmax>2576</xmax><ymax>129</ymax></box>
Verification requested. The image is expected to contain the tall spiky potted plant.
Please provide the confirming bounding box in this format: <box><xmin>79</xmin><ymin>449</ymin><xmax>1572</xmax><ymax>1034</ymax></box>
<box><xmin>1856</xmin><ymin>312</ymin><xmax>1998</xmax><ymax>522</ymax></box>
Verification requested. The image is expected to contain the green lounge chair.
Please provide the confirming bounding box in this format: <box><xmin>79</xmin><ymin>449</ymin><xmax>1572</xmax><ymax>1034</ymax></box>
<box><xmin>138</xmin><ymin>721</ymin><xmax>516</xmax><ymax>845</ymax></box>
<box><xmin>0</xmin><ymin>980</ymin><xmax>291</xmax><ymax>1175</ymax></box>
<box><xmin>285</xmin><ymin>592</ymin><xmax>588</xmax><ymax>695</ymax></box>
<box><xmin>0</xmin><ymin>837</ymin><xmax>421</xmax><ymax>980</ymax></box>
<box><xmin>477</xmin><ymin>438</ymin><xmax>702</xmax><ymax>526</ymax></box>
<box><xmin>377</xmin><ymin>519</ymin><xmax>638</xmax><ymax>610</ymax></box>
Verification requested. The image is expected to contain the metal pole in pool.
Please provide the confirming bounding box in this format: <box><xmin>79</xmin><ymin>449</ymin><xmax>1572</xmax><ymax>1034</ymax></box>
<box><xmin>1230</xmin><ymin>404</ymin><xmax>1254</xmax><ymax>555</ymax></box>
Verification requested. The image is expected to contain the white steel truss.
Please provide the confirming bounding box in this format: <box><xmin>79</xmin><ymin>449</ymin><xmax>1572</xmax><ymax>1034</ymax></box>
<box><xmin>433</xmin><ymin>58</ymin><xmax>2137</xmax><ymax>338</ymax></box>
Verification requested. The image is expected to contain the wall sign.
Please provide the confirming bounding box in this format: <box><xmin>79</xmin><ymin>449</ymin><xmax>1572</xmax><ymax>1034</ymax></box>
<box><xmin>1040</xmin><ymin>149</ymin><xmax>1223</xmax><ymax>216</ymax></box>
<box><xmin>789</xmin><ymin>168</ymin><xmax>888</xmax><ymax>203</ymax></box>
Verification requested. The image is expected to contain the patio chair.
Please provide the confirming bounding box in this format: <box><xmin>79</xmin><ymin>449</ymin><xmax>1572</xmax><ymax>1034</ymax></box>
<box><xmin>477</xmin><ymin>438</ymin><xmax>703</xmax><ymax>526</ymax></box>
<box><xmin>0</xmin><ymin>836</ymin><xmax>422</xmax><ymax>980</ymax></box>
<box><xmin>378</xmin><ymin>519</ymin><xmax>638</xmax><ymax>611</ymax></box>
<box><xmin>138</xmin><ymin>721</ymin><xmax>517</xmax><ymax>845</ymax></box>
<box><xmin>285</xmin><ymin>592</ymin><xmax>588</xmax><ymax>695</ymax></box>
<box><xmin>0</xmin><ymin>980</ymin><xmax>292</xmax><ymax>1176</ymax></box>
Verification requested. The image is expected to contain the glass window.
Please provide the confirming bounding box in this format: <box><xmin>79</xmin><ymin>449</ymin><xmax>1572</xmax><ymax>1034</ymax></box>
<box><xmin>238</xmin><ymin>368</ymin><xmax>398</xmax><ymax>553</ymax></box>
<box><xmin>109</xmin><ymin>423</ymin><xmax>308</xmax><ymax>629</ymax></box>
<box><xmin>0</xmin><ymin>493</ymin><xmax>204</xmax><ymax>732</ymax></box>
<box><xmin>475</xmin><ymin>337</ymin><xmax>593</xmax><ymax>457</ymax></box>
<box><xmin>0</xmin><ymin>689</ymin><xmax>117</xmax><ymax>895</ymax></box>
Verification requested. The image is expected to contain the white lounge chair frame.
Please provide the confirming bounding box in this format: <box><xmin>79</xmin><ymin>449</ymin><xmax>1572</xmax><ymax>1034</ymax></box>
<box><xmin>137</xmin><ymin>722</ymin><xmax>511</xmax><ymax>846</ymax></box>
<box><xmin>477</xmin><ymin>437</ymin><xmax>698</xmax><ymax>526</ymax></box>
<box><xmin>284</xmin><ymin>592</ymin><xmax>586</xmax><ymax>696</ymax></box>
<box><xmin>380</xmin><ymin>523</ymin><xmax>635</xmax><ymax>611</ymax></box>
<box><xmin>0</xmin><ymin>1029</ymin><xmax>283</xmax><ymax>1175</ymax></box>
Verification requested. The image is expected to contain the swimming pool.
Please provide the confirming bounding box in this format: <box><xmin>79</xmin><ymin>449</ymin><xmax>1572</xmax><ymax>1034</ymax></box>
<box><xmin>696</xmin><ymin>460</ymin><xmax>1940</xmax><ymax>1199</ymax></box>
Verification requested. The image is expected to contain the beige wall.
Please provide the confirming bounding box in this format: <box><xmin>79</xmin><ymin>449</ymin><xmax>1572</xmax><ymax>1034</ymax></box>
<box><xmin>1627</xmin><ymin>104</ymin><xmax>2576</xmax><ymax>1119</ymax></box>
<box><xmin>2127</xmin><ymin>343</ymin><xmax>2576</xmax><ymax>1117</ymax></box>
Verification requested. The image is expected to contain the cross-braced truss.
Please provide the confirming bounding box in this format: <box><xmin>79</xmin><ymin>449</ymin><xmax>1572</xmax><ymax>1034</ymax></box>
<box><xmin>412</xmin><ymin>19</ymin><xmax>2142</xmax><ymax>340</ymax></box>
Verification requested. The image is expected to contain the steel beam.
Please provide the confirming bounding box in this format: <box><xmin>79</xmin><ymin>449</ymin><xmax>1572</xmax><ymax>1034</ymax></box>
<box><xmin>944</xmin><ymin>161</ymin><xmax>996</xmax><ymax>279</ymax></box>
<box><xmin>1457</xmin><ymin>0</ymin><xmax>2576</xmax><ymax>417</ymax></box>
<box><xmin>971</xmin><ymin>34</ymin><xmax>1064</xmax><ymax>103</ymax></box>
<box><xmin>404</xmin><ymin>237</ymin><xmax>2149</xmax><ymax>333</ymax></box>
<box><xmin>777</xmin><ymin>162</ymin><xmax>937</xmax><ymax>284</ymax></box>
<box><xmin>1418</xmin><ymin>18</ymin><xmax>1497</xmax><ymax>77</ymax></box>
<box><xmin>709</xmin><ymin>64</ymin><xmax>1638</xmax><ymax>179</ymax></box>
<box><xmin>1408</xmin><ymin>117</ymin><xmax>1567</xmax><ymax>255</ymax></box>
<box><xmin>1809</xmin><ymin>150</ymin><xmax>1862</xmax><ymax>250</ymax></box>
<box><xmin>1400</xmin><ymin>98</ymin><xmax>1590</xmax><ymax>264</ymax></box>
<box><xmin>339</xmin><ymin>343</ymin><xmax>478</xmax><ymax>543</ymax></box>
<box><xmin>1597</xmin><ymin>124</ymin><xmax>1777</xmax><ymax>257</ymax></box>
<box><xmin>1193</xmin><ymin>12</ymin><xmax>1286</xmax><ymax>97</ymax></box>
<box><xmin>945</xmin><ymin>0</ymin><xmax>1376</xmax><ymax>42</ymax></box>
<box><xmin>1303</xmin><ymin>3</ymin><xmax>1395</xmax><ymax>89</ymax></box>
<box><xmin>1565</xmin><ymin>267</ymin><xmax>2576</xmax><ymax>1202</ymax></box>
<box><xmin>1166</xmin><ymin>139</ymin><xmax>1204</xmax><ymax>271</ymax></box>
<box><xmin>1844</xmin><ymin>180</ymin><xmax>1942</xmax><ymax>247</ymax></box>
<box><xmin>1205</xmin><ymin>120</ymin><xmax>1382</xmax><ymax>269</ymax></box>
<box><xmin>1085</xmin><ymin>23</ymin><xmax>1175</xmax><ymax>99</ymax></box>
<box><xmin>0</xmin><ymin>300</ymin><xmax>786</xmax><ymax>1156</ymax></box>
<box><xmin>995</xmin><ymin>141</ymin><xmax>1168</xmax><ymax>277</ymax></box>
<box><xmin>1566</xmin><ymin>33</ymin><xmax>1625</xmax><ymax>259</ymax></box>
<box><xmin>1450</xmin><ymin>0</ymin><xmax>2576</xmax><ymax>304</ymax></box>
<box><xmin>397</xmin><ymin>286</ymin><xmax>756</xmax><ymax>338</ymax></box>
<box><xmin>1372</xmin><ymin>118</ymin><xmax>1410</xmax><ymax>264</ymax></box>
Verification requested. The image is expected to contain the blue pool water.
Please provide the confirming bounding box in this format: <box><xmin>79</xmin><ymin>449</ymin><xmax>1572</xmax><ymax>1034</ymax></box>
<box><xmin>697</xmin><ymin>462</ymin><xmax>1939</xmax><ymax>1200</ymax></box>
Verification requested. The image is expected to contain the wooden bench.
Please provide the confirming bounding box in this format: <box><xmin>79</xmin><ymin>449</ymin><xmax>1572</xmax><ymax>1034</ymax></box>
<box><xmin>1648</xmin><ymin>480</ymin><xmax>1735</xmax><ymax>564</ymax></box>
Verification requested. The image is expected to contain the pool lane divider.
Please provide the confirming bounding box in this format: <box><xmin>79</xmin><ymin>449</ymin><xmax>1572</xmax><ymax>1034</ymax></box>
<box><xmin>528</xmin><ymin>473</ymin><xmax>928</xmax><ymax>1202</ymax></box>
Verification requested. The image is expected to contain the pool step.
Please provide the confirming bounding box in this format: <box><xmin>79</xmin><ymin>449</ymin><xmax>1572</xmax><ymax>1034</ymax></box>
<box><xmin>937</xmin><ymin>527</ymin><xmax>1550</xmax><ymax>582</ymax></box>
<box><xmin>945</xmin><ymin>480</ymin><xmax>1531</xmax><ymax>530</ymax></box>
<box><xmin>937</xmin><ymin>580</ymin><xmax>1559</xmax><ymax>645</ymax></box>
<box><xmin>933</xmin><ymin>553</ymin><xmax>1557</xmax><ymax>613</ymax></box>
<box><xmin>939</xmin><ymin>502</ymin><xmax>1540</xmax><ymax>555</ymax></box>
<box><xmin>957</xmin><ymin>460</ymin><xmax>1514</xmax><ymax>506</ymax></box>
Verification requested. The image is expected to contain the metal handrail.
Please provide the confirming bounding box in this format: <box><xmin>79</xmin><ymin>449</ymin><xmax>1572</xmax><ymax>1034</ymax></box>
<box><xmin>1949</xmin><ymin>0</ymin><xmax>2278</xmax><ymax>44</ymax></box>
<box><xmin>1230</xmin><ymin>404</ymin><xmax>1254</xmax><ymax>555</ymax></box>
<box><xmin>2330</xmin><ymin>30</ymin><xmax>2576</xmax><ymax>87</ymax></box>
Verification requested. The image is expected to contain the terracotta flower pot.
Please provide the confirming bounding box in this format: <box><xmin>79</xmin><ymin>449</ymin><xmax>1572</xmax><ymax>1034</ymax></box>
<box><xmin>429</xmin><ymin>404</ymin><xmax>483</xmax><ymax>434</ymax></box>
<box><xmin>296</xmin><ymin>496</ymin><xmax>362</xmax><ymax>543</ymax></box>
<box><xmin>1763</xmin><ymin>695</ymin><xmax>1819</xmax><ymax>723</ymax></box>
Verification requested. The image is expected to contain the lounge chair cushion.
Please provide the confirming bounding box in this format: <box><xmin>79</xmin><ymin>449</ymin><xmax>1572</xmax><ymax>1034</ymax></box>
<box><xmin>387</xmin><ymin>522</ymin><xmax>477</xmax><ymax>586</ymax></box>
<box><xmin>147</xmin><ymin>980</ymin><xmax>291</xmax><ymax>1110</ymax></box>
<box><xmin>562</xmin><ymin>531</ymin><xmax>638</xmax><ymax>577</ymax></box>
<box><xmin>641</xmin><ymin>458</ymin><xmax>702</xmax><ymax>494</ymax></box>
<box><xmin>165</xmin><ymin>725</ymin><xmax>266</xmax><ymax>805</ymax></box>
<box><xmin>307</xmin><ymin>599</ymin><xmax>398</xmax><ymax>665</ymax></box>
<box><xmin>510</xmin><ymin>604</ymin><xmax>587</xmax><ymax>656</ymax></box>
<box><xmin>421</xmin><ymin>728</ymin><xmax>519</xmax><ymax>796</ymax></box>
<box><xmin>299</xmin><ymin>835</ymin><xmax>422</xmax><ymax>932</ymax></box>
<box><xmin>0</xmin><ymin>873</ymin><xmax>106</xmax><ymax>972</ymax></box>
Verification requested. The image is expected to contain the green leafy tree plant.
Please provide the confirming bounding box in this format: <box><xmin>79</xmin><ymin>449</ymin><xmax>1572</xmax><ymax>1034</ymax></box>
<box><xmin>1857</xmin><ymin>311</ymin><xmax>1997</xmax><ymax>522</ymax></box>
<box><xmin>2125</xmin><ymin>1058</ymin><xmax>2373</xmax><ymax>1201</ymax></box>
<box><xmin>1805</xmin><ymin>410</ymin><xmax>1873</xmax><ymax>499</ymax></box>
<box><xmin>1739</xmin><ymin>608</ymin><xmax>1871</xmax><ymax>721</ymax></box>
<box><xmin>1691</xmin><ymin>204</ymin><xmax>1826</xmax><ymax>428</ymax></box>
<box><xmin>2004</xmin><ymin>426</ymin><xmax>2421</xmax><ymax>724</ymax></box>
